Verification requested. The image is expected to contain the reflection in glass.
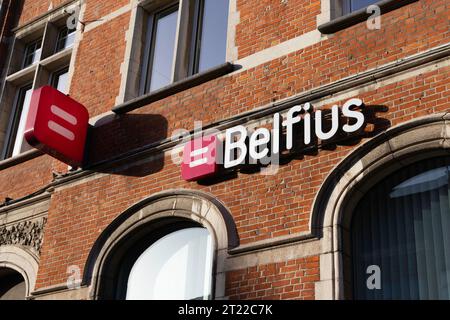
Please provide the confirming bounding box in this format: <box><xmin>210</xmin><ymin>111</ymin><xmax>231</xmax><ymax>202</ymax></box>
<box><xmin>23</xmin><ymin>39</ymin><xmax>42</xmax><ymax>68</ymax></box>
<box><xmin>52</xmin><ymin>68</ymin><xmax>70</xmax><ymax>94</ymax></box>
<box><xmin>349</xmin><ymin>0</ymin><xmax>378</xmax><ymax>12</ymax></box>
<box><xmin>352</xmin><ymin>157</ymin><xmax>450</xmax><ymax>299</ymax></box>
<box><xmin>11</xmin><ymin>85</ymin><xmax>33</xmax><ymax>157</ymax></box>
<box><xmin>126</xmin><ymin>227</ymin><xmax>213</xmax><ymax>300</ymax></box>
<box><xmin>148</xmin><ymin>8</ymin><xmax>179</xmax><ymax>92</ymax></box>
<box><xmin>197</xmin><ymin>0</ymin><xmax>229</xmax><ymax>73</ymax></box>
<box><xmin>56</xmin><ymin>27</ymin><xmax>76</xmax><ymax>52</ymax></box>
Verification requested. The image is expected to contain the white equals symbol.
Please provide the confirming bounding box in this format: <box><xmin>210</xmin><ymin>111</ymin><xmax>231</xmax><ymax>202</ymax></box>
<box><xmin>189</xmin><ymin>147</ymin><xmax>210</xmax><ymax>168</ymax></box>
<box><xmin>48</xmin><ymin>105</ymin><xmax>77</xmax><ymax>141</ymax></box>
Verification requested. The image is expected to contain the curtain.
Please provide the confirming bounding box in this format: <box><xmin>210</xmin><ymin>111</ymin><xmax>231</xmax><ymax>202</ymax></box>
<box><xmin>352</xmin><ymin>157</ymin><xmax>450</xmax><ymax>299</ymax></box>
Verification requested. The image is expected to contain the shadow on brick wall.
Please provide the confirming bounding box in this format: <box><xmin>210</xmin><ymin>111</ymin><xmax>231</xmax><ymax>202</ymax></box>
<box><xmin>84</xmin><ymin>113</ymin><xmax>168</xmax><ymax>177</ymax></box>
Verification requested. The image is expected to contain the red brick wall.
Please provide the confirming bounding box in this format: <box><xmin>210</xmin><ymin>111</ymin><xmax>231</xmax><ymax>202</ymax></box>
<box><xmin>83</xmin><ymin>0</ymin><xmax>130</xmax><ymax>22</ymax></box>
<box><xmin>33</xmin><ymin>64</ymin><xmax>450</xmax><ymax>290</ymax></box>
<box><xmin>226</xmin><ymin>256</ymin><xmax>320</xmax><ymax>300</ymax></box>
<box><xmin>69</xmin><ymin>12</ymin><xmax>129</xmax><ymax>116</ymax></box>
<box><xmin>18</xmin><ymin>0</ymin><xmax>70</xmax><ymax>26</ymax></box>
<box><xmin>236</xmin><ymin>0</ymin><xmax>321</xmax><ymax>58</ymax></box>
<box><xmin>1</xmin><ymin>0</ymin><xmax>449</xmax><ymax>299</ymax></box>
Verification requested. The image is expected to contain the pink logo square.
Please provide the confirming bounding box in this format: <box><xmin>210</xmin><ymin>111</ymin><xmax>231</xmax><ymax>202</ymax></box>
<box><xmin>181</xmin><ymin>135</ymin><xmax>220</xmax><ymax>181</ymax></box>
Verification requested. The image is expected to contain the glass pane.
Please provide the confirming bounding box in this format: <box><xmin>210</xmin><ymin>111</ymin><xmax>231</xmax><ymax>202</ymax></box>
<box><xmin>56</xmin><ymin>27</ymin><xmax>76</xmax><ymax>52</ymax></box>
<box><xmin>12</xmin><ymin>86</ymin><xmax>33</xmax><ymax>156</ymax></box>
<box><xmin>197</xmin><ymin>0</ymin><xmax>229</xmax><ymax>73</ymax></box>
<box><xmin>54</xmin><ymin>70</ymin><xmax>69</xmax><ymax>94</ymax></box>
<box><xmin>350</xmin><ymin>0</ymin><xmax>378</xmax><ymax>12</ymax></box>
<box><xmin>126</xmin><ymin>227</ymin><xmax>213</xmax><ymax>300</ymax></box>
<box><xmin>23</xmin><ymin>40</ymin><xmax>42</xmax><ymax>68</ymax></box>
<box><xmin>65</xmin><ymin>29</ymin><xmax>76</xmax><ymax>48</ymax></box>
<box><xmin>352</xmin><ymin>157</ymin><xmax>450</xmax><ymax>299</ymax></box>
<box><xmin>149</xmin><ymin>9</ymin><xmax>179</xmax><ymax>92</ymax></box>
<box><xmin>0</xmin><ymin>269</ymin><xmax>26</xmax><ymax>300</ymax></box>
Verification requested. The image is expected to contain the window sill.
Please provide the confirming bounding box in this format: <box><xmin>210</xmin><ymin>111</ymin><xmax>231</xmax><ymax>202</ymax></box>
<box><xmin>318</xmin><ymin>0</ymin><xmax>419</xmax><ymax>34</ymax></box>
<box><xmin>0</xmin><ymin>149</ymin><xmax>44</xmax><ymax>171</ymax></box>
<box><xmin>39</xmin><ymin>47</ymin><xmax>72</xmax><ymax>70</ymax></box>
<box><xmin>112</xmin><ymin>62</ymin><xmax>237</xmax><ymax>114</ymax></box>
<box><xmin>6</xmin><ymin>64</ymin><xmax>37</xmax><ymax>86</ymax></box>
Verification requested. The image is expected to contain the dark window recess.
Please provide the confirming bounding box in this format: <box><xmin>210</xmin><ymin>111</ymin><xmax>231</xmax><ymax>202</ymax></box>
<box><xmin>0</xmin><ymin>268</ymin><xmax>26</xmax><ymax>300</ymax></box>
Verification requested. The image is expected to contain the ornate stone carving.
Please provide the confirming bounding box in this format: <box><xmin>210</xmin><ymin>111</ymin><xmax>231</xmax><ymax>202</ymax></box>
<box><xmin>0</xmin><ymin>217</ymin><xmax>47</xmax><ymax>254</ymax></box>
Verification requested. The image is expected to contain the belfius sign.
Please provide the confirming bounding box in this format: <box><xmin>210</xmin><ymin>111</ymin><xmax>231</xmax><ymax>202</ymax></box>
<box><xmin>181</xmin><ymin>98</ymin><xmax>366</xmax><ymax>181</ymax></box>
<box><xmin>24</xmin><ymin>86</ymin><xmax>89</xmax><ymax>167</ymax></box>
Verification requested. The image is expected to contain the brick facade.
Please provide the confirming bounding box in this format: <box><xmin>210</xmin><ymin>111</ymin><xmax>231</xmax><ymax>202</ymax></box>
<box><xmin>0</xmin><ymin>0</ymin><xmax>449</xmax><ymax>300</ymax></box>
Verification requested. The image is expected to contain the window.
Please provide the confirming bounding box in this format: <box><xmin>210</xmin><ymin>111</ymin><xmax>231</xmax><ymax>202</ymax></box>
<box><xmin>144</xmin><ymin>5</ymin><xmax>179</xmax><ymax>92</ymax></box>
<box><xmin>22</xmin><ymin>38</ymin><xmax>42</xmax><ymax>68</ymax></box>
<box><xmin>318</xmin><ymin>0</ymin><xmax>418</xmax><ymax>34</ymax></box>
<box><xmin>51</xmin><ymin>67</ymin><xmax>70</xmax><ymax>94</ymax></box>
<box><xmin>126</xmin><ymin>227</ymin><xmax>213</xmax><ymax>300</ymax></box>
<box><xmin>0</xmin><ymin>268</ymin><xmax>26</xmax><ymax>300</ymax></box>
<box><xmin>141</xmin><ymin>0</ymin><xmax>230</xmax><ymax>94</ymax></box>
<box><xmin>342</xmin><ymin>0</ymin><xmax>379</xmax><ymax>14</ymax></box>
<box><xmin>5</xmin><ymin>84</ymin><xmax>33</xmax><ymax>158</ymax></box>
<box><xmin>0</xmin><ymin>4</ymin><xmax>78</xmax><ymax>160</ymax></box>
<box><xmin>350</xmin><ymin>156</ymin><xmax>450</xmax><ymax>299</ymax></box>
<box><xmin>191</xmin><ymin>0</ymin><xmax>230</xmax><ymax>74</ymax></box>
<box><xmin>55</xmin><ymin>26</ymin><xmax>76</xmax><ymax>53</ymax></box>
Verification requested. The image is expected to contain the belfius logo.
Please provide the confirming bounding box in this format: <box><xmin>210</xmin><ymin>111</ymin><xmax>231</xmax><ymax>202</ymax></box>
<box><xmin>181</xmin><ymin>98</ymin><xmax>366</xmax><ymax>181</ymax></box>
<box><xmin>24</xmin><ymin>86</ymin><xmax>89</xmax><ymax>167</ymax></box>
<box><xmin>181</xmin><ymin>135</ymin><xmax>221</xmax><ymax>181</ymax></box>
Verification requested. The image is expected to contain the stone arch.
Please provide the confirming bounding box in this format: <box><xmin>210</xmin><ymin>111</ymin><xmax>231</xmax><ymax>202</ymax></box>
<box><xmin>0</xmin><ymin>245</ymin><xmax>40</xmax><ymax>297</ymax></box>
<box><xmin>83</xmin><ymin>189</ymin><xmax>239</xmax><ymax>300</ymax></box>
<box><xmin>311</xmin><ymin>113</ymin><xmax>450</xmax><ymax>299</ymax></box>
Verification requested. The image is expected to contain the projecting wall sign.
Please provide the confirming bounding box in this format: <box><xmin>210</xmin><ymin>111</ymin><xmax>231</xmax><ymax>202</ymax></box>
<box><xmin>181</xmin><ymin>98</ymin><xmax>366</xmax><ymax>181</ymax></box>
<box><xmin>25</xmin><ymin>86</ymin><xmax>89</xmax><ymax>167</ymax></box>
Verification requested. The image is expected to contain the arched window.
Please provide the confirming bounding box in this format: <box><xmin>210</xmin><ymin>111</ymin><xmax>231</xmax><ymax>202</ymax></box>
<box><xmin>125</xmin><ymin>227</ymin><xmax>213</xmax><ymax>300</ymax></box>
<box><xmin>88</xmin><ymin>191</ymin><xmax>238</xmax><ymax>300</ymax></box>
<box><xmin>0</xmin><ymin>268</ymin><xmax>26</xmax><ymax>300</ymax></box>
<box><xmin>351</xmin><ymin>156</ymin><xmax>450</xmax><ymax>299</ymax></box>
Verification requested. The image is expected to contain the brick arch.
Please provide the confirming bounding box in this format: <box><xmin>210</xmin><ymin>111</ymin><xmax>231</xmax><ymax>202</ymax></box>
<box><xmin>311</xmin><ymin>113</ymin><xmax>450</xmax><ymax>299</ymax></box>
<box><xmin>83</xmin><ymin>189</ymin><xmax>238</xmax><ymax>300</ymax></box>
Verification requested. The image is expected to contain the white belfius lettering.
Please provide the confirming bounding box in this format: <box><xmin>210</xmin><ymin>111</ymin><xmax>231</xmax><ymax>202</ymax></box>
<box><xmin>224</xmin><ymin>98</ymin><xmax>365</xmax><ymax>169</ymax></box>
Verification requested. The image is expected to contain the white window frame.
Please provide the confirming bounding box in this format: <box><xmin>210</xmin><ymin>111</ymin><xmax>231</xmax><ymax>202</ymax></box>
<box><xmin>118</xmin><ymin>0</ymin><xmax>236</xmax><ymax>103</ymax></box>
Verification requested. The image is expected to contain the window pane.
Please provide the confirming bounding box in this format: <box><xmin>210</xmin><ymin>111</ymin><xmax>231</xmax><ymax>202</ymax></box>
<box><xmin>197</xmin><ymin>0</ymin><xmax>229</xmax><ymax>73</ymax></box>
<box><xmin>23</xmin><ymin>40</ymin><xmax>42</xmax><ymax>68</ymax></box>
<box><xmin>148</xmin><ymin>9</ymin><xmax>179</xmax><ymax>92</ymax></box>
<box><xmin>0</xmin><ymin>268</ymin><xmax>26</xmax><ymax>300</ymax></box>
<box><xmin>65</xmin><ymin>29</ymin><xmax>76</xmax><ymax>48</ymax></box>
<box><xmin>350</xmin><ymin>0</ymin><xmax>378</xmax><ymax>12</ymax></box>
<box><xmin>54</xmin><ymin>69</ymin><xmax>69</xmax><ymax>94</ymax></box>
<box><xmin>352</xmin><ymin>157</ymin><xmax>450</xmax><ymax>299</ymax></box>
<box><xmin>126</xmin><ymin>227</ymin><xmax>213</xmax><ymax>300</ymax></box>
<box><xmin>56</xmin><ymin>27</ymin><xmax>76</xmax><ymax>52</ymax></box>
<box><xmin>11</xmin><ymin>86</ymin><xmax>33</xmax><ymax>157</ymax></box>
